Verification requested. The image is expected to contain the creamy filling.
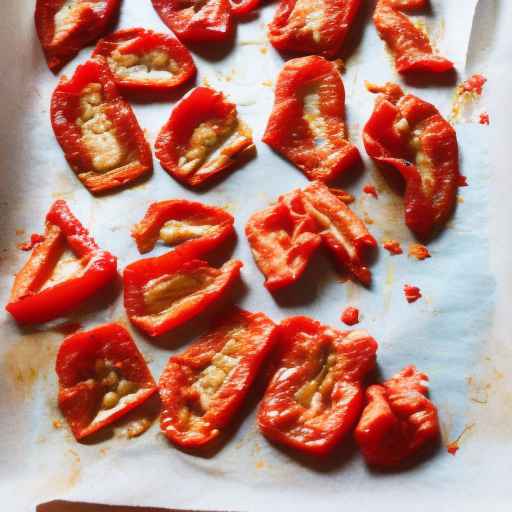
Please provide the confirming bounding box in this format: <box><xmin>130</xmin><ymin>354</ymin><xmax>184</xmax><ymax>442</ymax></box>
<box><xmin>288</xmin><ymin>0</ymin><xmax>326</xmax><ymax>43</ymax></box>
<box><xmin>53</xmin><ymin>0</ymin><xmax>105</xmax><ymax>44</ymax></box>
<box><xmin>159</xmin><ymin>220</ymin><xmax>214</xmax><ymax>246</ymax></box>
<box><xmin>40</xmin><ymin>248</ymin><xmax>84</xmax><ymax>290</ymax></box>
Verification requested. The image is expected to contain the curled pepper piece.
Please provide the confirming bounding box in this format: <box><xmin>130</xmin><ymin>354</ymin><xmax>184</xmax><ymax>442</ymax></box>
<box><xmin>258</xmin><ymin>316</ymin><xmax>378</xmax><ymax>455</ymax></box>
<box><xmin>6</xmin><ymin>200</ymin><xmax>117</xmax><ymax>325</ymax></box>
<box><xmin>56</xmin><ymin>323</ymin><xmax>158</xmax><ymax>440</ymax></box>
<box><xmin>132</xmin><ymin>200</ymin><xmax>235</xmax><ymax>255</ymax></box>
<box><xmin>151</xmin><ymin>0</ymin><xmax>233</xmax><ymax>43</ymax></box>
<box><xmin>263</xmin><ymin>56</ymin><xmax>360</xmax><ymax>183</ymax></box>
<box><xmin>155</xmin><ymin>87</ymin><xmax>254</xmax><ymax>188</ymax></box>
<box><xmin>363</xmin><ymin>82</ymin><xmax>460</xmax><ymax>239</ymax></box>
<box><xmin>160</xmin><ymin>307</ymin><xmax>277</xmax><ymax>448</ymax></box>
<box><xmin>35</xmin><ymin>0</ymin><xmax>121</xmax><ymax>73</ymax></box>
<box><xmin>373</xmin><ymin>0</ymin><xmax>454</xmax><ymax>74</ymax></box>
<box><xmin>51</xmin><ymin>58</ymin><xmax>153</xmax><ymax>194</ymax></box>
<box><xmin>355</xmin><ymin>365</ymin><xmax>440</xmax><ymax>467</ymax></box>
<box><xmin>124</xmin><ymin>248</ymin><xmax>242</xmax><ymax>337</ymax></box>
<box><xmin>268</xmin><ymin>0</ymin><xmax>361</xmax><ymax>58</ymax></box>
<box><xmin>93</xmin><ymin>28</ymin><xmax>196</xmax><ymax>94</ymax></box>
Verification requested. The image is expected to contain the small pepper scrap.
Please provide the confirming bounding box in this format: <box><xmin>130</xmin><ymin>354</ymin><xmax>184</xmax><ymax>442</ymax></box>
<box><xmin>355</xmin><ymin>365</ymin><xmax>440</xmax><ymax>466</ymax></box>
<box><xmin>363</xmin><ymin>185</ymin><xmax>379</xmax><ymax>199</ymax></box>
<box><xmin>155</xmin><ymin>87</ymin><xmax>254</xmax><ymax>188</ymax></box>
<box><xmin>373</xmin><ymin>0</ymin><xmax>454</xmax><ymax>74</ymax></box>
<box><xmin>246</xmin><ymin>181</ymin><xmax>377</xmax><ymax>291</ymax></box>
<box><xmin>409</xmin><ymin>243</ymin><xmax>430</xmax><ymax>260</ymax></box>
<box><xmin>268</xmin><ymin>0</ymin><xmax>361</xmax><ymax>58</ymax></box>
<box><xmin>258</xmin><ymin>316</ymin><xmax>378</xmax><ymax>455</ymax></box>
<box><xmin>159</xmin><ymin>307</ymin><xmax>277</xmax><ymax>448</ymax></box>
<box><xmin>124</xmin><ymin>247</ymin><xmax>243</xmax><ymax>337</ymax></box>
<box><xmin>6</xmin><ymin>200</ymin><xmax>117</xmax><ymax>325</ymax></box>
<box><xmin>404</xmin><ymin>284</ymin><xmax>422</xmax><ymax>303</ymax></box>
<box><xmin>56</xmin><ymin>323</ymin><xmax>158</xmax><ymax>440</ymax></box>
<box><xmin>341</xmin><ymin>307</ymin><xmax>359</xmax><ymax>326</ymax></box>
<box><xmin>51</xmin><ymin>58</ymin><xmax>153</xmax><ymax>194</ymax></box>
<box><xmin>363</xmin><ymin>82</ymin><xmax>460</xmax><ymax>239</ymax></box>
<box><xmin>93</xmin><ymin>28</ymin><xmax>196</xmax><ymax>94</ymax></box>
<box><xmin>383</xmin><ymin>240</ymin><xmax>403</xmax><ymax>255</ymax></box>
<box><xmin>263</xmin><ymin>56</ymin><xmax>360</xmax><ymax>183</ymax></box>
<box><xmin>35</xmin><ymin>0</ymin><xmax>121</xmax><ymax>73</ymax></box>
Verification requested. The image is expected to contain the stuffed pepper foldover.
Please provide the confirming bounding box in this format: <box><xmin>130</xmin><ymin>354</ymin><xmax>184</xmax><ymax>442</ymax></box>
<box><xmin>268</xmin><ymin>0</ymin><xmax>361</xmax><ymax>58</ymax></box>
<box><xmin>373</xmin><ymin>0</ymin><xmax>454</xmax><ymax>74</ymax></box>
<box><xmin>6</xmin><ymin>200</ymin><xmax>117</xmax><ymax>324</ymax></box>
<box><xmin>56</xmin><ymin>323</ymin><xmax>158</xmax><ymax>440</ymax></box>
<box><xmin>258</xmin><ymin>316</ymin><xmax>378</xmax><ymax>455</ymax></box>
<box><xmin>51</xmin><ymin>58</ymin><xmax>153</xmax><ymax>194</ymax></box>
<box><xmin>363</xmin><ymin>82</ymin><xmax>460</xmax><ymax>239</ymax></box>
<box><xmin>93</xmin><ymin>28</ymin><xmax>196</xmax><ymax>94</ymax></box>
<box><xmin>160</xmin><ymin>307</ymin><xmax>277</xmax><ymax>448</ymax></box>
<box><xmin>155</xmin><ymin>87</ymin><xmax>254</xmax><ymax>187</ymax></box>
<box><xmin>35</xmin><ymin>0</ymin><xmax>121</xmax><ymax>73</ymax></box>
<box><xmin>263</xmin><ymin>56</ymin><xmax>360</xmax><ymax>183</ymax></box>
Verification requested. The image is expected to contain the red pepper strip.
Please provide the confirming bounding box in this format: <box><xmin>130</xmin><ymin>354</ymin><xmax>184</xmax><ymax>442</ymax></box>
<box><xmin>404</xmin><ymin>284</ymin><xmax>421</xmax><ymax>303</ymax></box>
<box><xmin>268</xmin><ymin>0</ymin><xmax>361</xmax><ymax>58</ymax></box>
<box><xmin>263</xmin><ymin>56</ymin><xmax>360</xmax><ymax>183</ymax></box>
<box><xmin>124</xmin><ymin>248</ymin><xmax>243</xmax><ymax>337</ymax></box>
<box><xmin>159</xmin><ymin>307</ymin><xmax>277</xmax><ymax>448</ymax></box>
<box><xmin>373</xmin><ymin>0</ymin><xmax>454</xmax><ymax>74</ymax></box>
<box><xmin>35</xmin><ymin>0</ymin><xmax>120</xmax><ymax>73</ymax></box>
<box><xmin>132</xmin><ymin>200</ymin><xmax>235</xmax><ymax>255</ymax></box>
<box><xmin>151</xmin><ymin>0</ymin><xmax>233</xmax><ymax>43</ymax></box>
<box><xmin>355</xmin><ymin>365</ymin><xmax>439</xmax><ymax>466</ymax></box>
<box><xmin>229</xmin><ymin>0</ymin><xmax>260</xmax><ymax>15</ymax></box>
<box><xmin>245</xmin><ymin>190</ymin><xmax>322</xmax><ymax>292</ymax></box>
<box><xmin>383</xmin><ymin>240</ymin><xmax>402</xmax><ymax>255</ymax></box>
<box><xmin>258</xmin><ymin>316</ymin><xmax>378</xmax><ymax>455</ymax></box>
<box><xmin>56</xmin><ymin>323</ymin><xmax>158</xmax><ymax>440</ymax></box>
<box><xmin>155</xmin><ymin>87</ymin><xmax>254</xmax><ymax>188</ymax></box>
<box><xmin>363</xmin><ymin>82</ymin><xmax>460</xmax><ymax>239</ymax></box>
<box><xmin>51</xmin><ymin>58</ymin><xmax>153</xmax><ymax>194</ymax></box>
<box><xmin>301</xmin><ymin>181</ymin><xmax>377</xmax><ymax>285</ymax></box>
<box><xmin>6</xmin><ymin>200</ymin><xmax>117</xmax><ymax>325</ymax></box>
<box><xmin>93</xmin><ymin>28</ymin><xmax>196</xmax><ymax>94</ymax></box>
<box><xmin>341</xmin><ymin>307</ymin><xmax>359</xmax><ymax>326</ymax></box>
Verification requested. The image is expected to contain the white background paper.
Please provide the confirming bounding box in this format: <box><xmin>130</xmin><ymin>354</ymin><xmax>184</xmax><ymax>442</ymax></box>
<box><xmin>1</xmin><ymin>0</ymin><xmax>511</xmax><ymax>510</ymax></box>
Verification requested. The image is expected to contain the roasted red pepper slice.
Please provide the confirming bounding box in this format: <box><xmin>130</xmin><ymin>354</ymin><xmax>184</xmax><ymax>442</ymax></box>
<box><xmin>35</xmin><ymin>0</ymin><xmax>121</xmax><ymax>73</ymax></box>
<box><xmin>229</xmin><ymin>0</ymin><xmax>259</xmax><ymax>15</ymax></box>
<box><xmin>245</xmin><ymin>190</ymin><xmax>322</xmax><ymax>292</ymax></box>
<box><xmin>263</xmin><ymin>56</ymin><xmax>360</xmax><ymax>183</ymax></box>
<box><xmin>6</xmin><ymin>200</ymin><xmax>117</xmax><ymax>325</ymax></box>
<box><xmin>159</xmin><ymin>307</ymin><xmax>277</xmax><ymax>448</ymax></box>
<box><xmin>151</xmin><ymin>0</ymin><xmax>233</xmax><ymax>43</ymax></box>
<box><xmin>258</xmin><ymin>316</ymin><xmax>378</xmax><ymax>455</ymax></box>
<box><xmin>155</xmin><ymin>87</ymin><xmax>254</xmax><ymax>188</ymax></box>
<box><xmin>56</xmin><ymin>323</ymin><xmax>158</xmax><ymax>440</ymax></box>
<box><xmin>373</xmin><ymin>0</ymin><xmax>454</xmax><ymax>74</ymax></box>
<box><xmin>132</xmin><ymin>200</ymin><xmax>235</xmax><ymax>255</ymax></box>
<box><xmin>355</xmin><ymin>365</ymin><xmax>439</xmax><ymax>466</ymax></box>
<box><xmin>363</xmin><ymin>82</ymin><xmax>460</xmax><ymax>239</ymax></box>
<box><xmin>51</xmin><ymin>58</ymin><xmax>153</xmax><ymax>194</ymax></box>
<box><xmin>268</xmin><ymin>0</ymin><xmax>361</xmax><ymax>58</ymax></box>
<box><xmin>93</xmin><ymin>28</ymin><xmax>196</xmax><ymax>94</ymax></box>
<box><xmin>124</xmin><ymin>248</ymin><xmax>242</xmax><ymax>337</ymax></box>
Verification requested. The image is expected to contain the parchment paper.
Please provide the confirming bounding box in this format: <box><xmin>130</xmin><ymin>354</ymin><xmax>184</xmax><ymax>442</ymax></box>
<box><xmin>1</xmin><ymin>0</ymin><xmax>510</xmax><ymax>510</ymax></box>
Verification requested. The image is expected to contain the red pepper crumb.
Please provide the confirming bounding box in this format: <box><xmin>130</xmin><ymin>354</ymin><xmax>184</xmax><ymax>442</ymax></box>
<box><xmin>404</xmin><ymin>284</ymin><xmax>422</xmax><ymax>303</ymax></box>
<box><xmin>479</xmin><ymin>112</ymin><xmax>490</xmax><ymax>125</ymax></box>
<box><xmin>462</xmin><ymin>74</ymin><xmax>487</xmax><ymax>95</ymax></box>
<box><xmin>383</xmin><ymin>240</ymin><xmax>403</xmax><ymax>255</ymax></box>
<box><xmin>18</xmin><ymin>233</ymin><xmax>45</xmax><ymax>251</ymax></box>
<box><xmin>409</xmin><ymin>244</ymin><xmax>430</xmax><ymax>260</ymax></box>
<box><xmin>363</xmin><ymin>185</ymin><xmax>379</xmax><ymax>199</ymax></box>
<box><xmin>447</xmin><ymin>441</ymin><xmax>459</xmax><ymax>455</ymax></box>
<box><xmin>341</xmin><ymin>307</ymin><xmax>359</xmax><ymax>326</ymax></box>
<box><xmin>457</xmin><ymin>175</ymin><xmax>468</xmax><ymax>187</ymax></box>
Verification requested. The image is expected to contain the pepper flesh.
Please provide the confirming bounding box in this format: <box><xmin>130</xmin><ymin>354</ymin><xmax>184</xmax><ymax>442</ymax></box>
<box><xmin>268</xmin><ymin>0</ymin><xmax>361</xmax><ymax>58</ymax></box>
<box><xmin>56</xmin><ymin>323</ymin><xmax>158</xmax><ymax>440</ymax></box>
<box><xmin>6</xmin><ymin>200</ymin><xmax>117</xmax><ymax>325</ymax></box>
<box><xmin>132</xmin><ymin>200</ymin><xmax>235</xmax><ymax>255</ymax></box>
<box><xmin>263</xmin><ymin>56</ymin><xmax>360</xmax><ymax>183</ymax></box>
<box><xmin>229</xmin><ymin>0</ymin><xmax>260</xmax><ymax>15</ymax></box>
<box><xmin>93</xmin><ymin>28</ymin><xmax>196</xmax><ymax>94</ymax></box>
<box><xmin>355</xmin><ymin>365</ymin><xmax>440</xmax><ymax>466</ymax></box>
<box><xmin>124</xmin><ymin>247</ymin><xmax>242</xmax><ymax>337</ymax></box>
<box><xmin>155</xmin><ymin>87</ymin><xmax>254</xmax><ymax>188</ymax></box>
<box><xmin>363</xmin><ymin>82</ymin><xmax>460</xmax><ymax>239</ymax></box>
<box><xmin>258</xmin><ymin>316</ymin><xmax>378</xmax><ymax>455</ymax></box>
<box><xmin>51</xmin><ymin>58</ymin><xmax>153</xmax><ymax>194</ymax></box>
<box><xmin>159</xmin><ymin>307</ymin><xmax>277</xmax><ymax>448</ymax></box>
<box><xmin>35</xmin><ymin>0</ymin><xmax>121</xmax><ymax>73</ymax></box>
<box><xmin>373</xmin><ymin>0</ymin><xmax>454</xmax><ymax>74</ymax></box>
